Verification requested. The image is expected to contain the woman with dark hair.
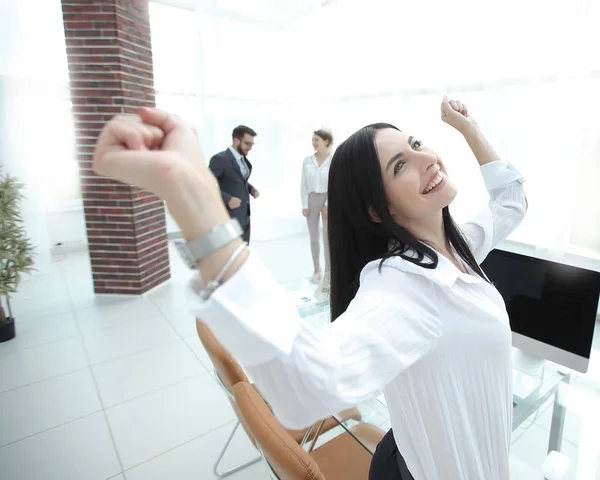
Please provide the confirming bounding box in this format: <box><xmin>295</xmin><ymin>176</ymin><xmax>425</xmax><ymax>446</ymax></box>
<box><xmin>301</xmin><ymin>128</ymin><xmax>334</xmax><ymax>288</ymax></box>
<box><xmin>92</xmin><ymin>97</ymin><xmax>527</xmax><ymax>480</ymax></box>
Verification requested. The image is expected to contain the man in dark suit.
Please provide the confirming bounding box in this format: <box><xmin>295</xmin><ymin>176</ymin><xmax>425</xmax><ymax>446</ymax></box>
<box><xmin>209</xmin><ymin>126</ymin><xmax>259</xmax><ymax>243</ymax></box>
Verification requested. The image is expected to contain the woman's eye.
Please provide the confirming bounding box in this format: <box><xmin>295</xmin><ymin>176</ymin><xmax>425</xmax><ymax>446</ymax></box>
<box><xmin>394</xmin><ymin>161</ymin><xmax>404</xmax><ymax>175</ymax></box>
<box><xmin>413</xmin><ymin>140</ymin><xmax>422</xmax><ymax>150</ymax></box>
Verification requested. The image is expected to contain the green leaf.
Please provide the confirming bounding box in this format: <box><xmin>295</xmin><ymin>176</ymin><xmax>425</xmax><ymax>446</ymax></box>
<box><xmin>0</xmin><ymin>171</ymin><xmax>36</xmax><ymax>295</ymax></box>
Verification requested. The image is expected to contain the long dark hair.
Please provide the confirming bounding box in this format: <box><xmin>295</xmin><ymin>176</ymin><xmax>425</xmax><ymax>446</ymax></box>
<box><xmin>328</xmin><ymin>123</ymin><xmax>488</xmax><ymax>321</ymax></box>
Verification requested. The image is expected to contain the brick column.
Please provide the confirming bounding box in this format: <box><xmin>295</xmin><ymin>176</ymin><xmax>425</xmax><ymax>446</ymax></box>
<box><xmin>61</xmin><ymin>0</ymin><xmax>170</xmax><ymax>294</ymax></box>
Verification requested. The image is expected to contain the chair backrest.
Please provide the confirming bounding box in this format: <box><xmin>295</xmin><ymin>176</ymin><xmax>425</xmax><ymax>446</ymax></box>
<box><xmin>233</xmin><ymin>382</ymin><xmax>326</xmax><ymax>480</ymax></box>
<box><xmin>195</xmin><ymin>319</ymin><xmax>249</xmax><ymax>392</ymax></box>
<box><xmin>196</xmin><ymin>319</ymin><xmax>259</xmax><ymax>448</ymax></box>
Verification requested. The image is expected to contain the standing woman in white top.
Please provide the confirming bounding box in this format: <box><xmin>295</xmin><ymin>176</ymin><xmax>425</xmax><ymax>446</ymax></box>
<box><xmin>93</xmin><ymin>97</ymin><xmax>527</xmax><ymax>480</ymax></box>
<box><xmin>301</xmin><ymin>129</ymin><xmax>333</xmax><ymax>285</ymax></box>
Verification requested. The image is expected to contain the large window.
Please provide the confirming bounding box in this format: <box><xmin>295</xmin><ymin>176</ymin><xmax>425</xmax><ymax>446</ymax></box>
<box><xmin>149</xmin><ymin>0</ymin><xmax>600</xmax><ymax>251</ymax></box>
<box><xmin>313</xmin><ymin>0</ymin><xmax>600</xmax><ymax>255</ymax></box>
<box><xmin>150</xmin><ymin>2</ymin><xmax>323</xmax><ymax>238</ymax></box>
<box><xmin>1</xmin><ymin>0</ymin><xmax>79</xmax><ymax>211</ymax></box>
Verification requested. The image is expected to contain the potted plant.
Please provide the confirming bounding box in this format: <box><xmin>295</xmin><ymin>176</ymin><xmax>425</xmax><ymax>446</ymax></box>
<box><xmin>0</xmin><ymin>170</ymin><xmax>35</xmax><ymax>342</ymax></box>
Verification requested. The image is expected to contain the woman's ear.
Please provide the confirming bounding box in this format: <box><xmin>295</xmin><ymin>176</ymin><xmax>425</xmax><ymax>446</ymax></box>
<box><xmin>368</xmin><ymin>207</ymin><xmax>382</xmax><ymax>223</ymax></box>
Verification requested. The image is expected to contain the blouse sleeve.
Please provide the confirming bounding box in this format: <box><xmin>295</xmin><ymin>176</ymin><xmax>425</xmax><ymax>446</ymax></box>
<box><xmin>300</xmin><ymin>158</ymin><xmax>309</xmax><ymax>209</ymax></box>
<box><xmin>460</xmin><ymin>161</ymin><xmax>528</xmax><ymax>264</ymax></box>
<box><xmin>188</xmin><ymin>255</ymin><xmax>441</xmax><ymax>429</ymax></box>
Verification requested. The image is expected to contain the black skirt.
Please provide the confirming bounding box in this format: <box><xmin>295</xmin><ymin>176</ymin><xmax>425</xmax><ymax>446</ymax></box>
<box><xmin>369</xmin><ymin>429</ymin><xmax>414</xmax><ymax>480</ymax></box>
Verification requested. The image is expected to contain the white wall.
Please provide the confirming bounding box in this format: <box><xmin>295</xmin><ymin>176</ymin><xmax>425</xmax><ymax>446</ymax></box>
<box><xmin>17</xmin><ymin>0</ymin><xmax>600</xmax><ymax>261</ymax></box>
<box><xmin>0</xmin><ymin>76</ymin><xmax>53</xmax><ymax>274</ymax></box>
<box><xmin>46</xmin><ymin>198</ymin><xmax>307</xmax><ymax>249</ymax></box>
<box><xmin>150</xmin><ymin>3</ymin><xmax>334</xmax><ymax>243</ymax></box>
<box><xmin>46</xmin><ymin>207</ymin><xmax>87</xmax><ymax>249</ymax></box>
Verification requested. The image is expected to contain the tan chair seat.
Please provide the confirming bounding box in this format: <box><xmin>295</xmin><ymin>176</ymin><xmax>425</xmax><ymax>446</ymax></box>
<box><xmin>310</xmin><ymin>424</ymin><xmax>386</xmax><ymax>480</ymax></box>
<box><xmin>198</xmin><ymin>320</ymin><xmax>378</xmax><ymax>479</ymax></box>
<box><xmin>346</xmin><ymin>423</ymin><xmax>387</xmax><ymax>453</ymax></box>
<box><xmin>234</xmin><ymin>382</ymin><xmax>386</xmax><ymax>480</ymax></box>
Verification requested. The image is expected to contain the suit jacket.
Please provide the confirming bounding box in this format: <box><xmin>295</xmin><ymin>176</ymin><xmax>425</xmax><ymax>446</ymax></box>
<box><xmin>209</xmin><ymin>149</ymin><xmax>255</xmax><ymax>225</ymax></box>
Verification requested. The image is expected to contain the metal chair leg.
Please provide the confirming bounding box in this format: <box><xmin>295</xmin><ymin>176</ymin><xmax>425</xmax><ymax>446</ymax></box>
<box><xmin>300</xmin><ymin>423</ymin><xmax>314</xmax><ymax>448</ymax></box>
<box><xmin>308</xmin><ymin>419</ymin><xmax>326</xmax><ymax>452</ymax></box>
<box><xmin>214</xmin><ymin>420</ymin><xmax>263</xmax><ymax>478</ymax></box>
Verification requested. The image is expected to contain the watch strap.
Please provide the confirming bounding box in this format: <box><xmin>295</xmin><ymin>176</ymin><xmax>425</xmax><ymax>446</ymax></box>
<box><xmin>185</xmin><ymin>218</ymin><xmax>243</xmax><ymax>263</ymax></box>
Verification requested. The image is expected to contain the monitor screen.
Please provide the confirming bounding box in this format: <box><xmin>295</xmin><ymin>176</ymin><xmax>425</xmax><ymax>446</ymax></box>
<box><xmin>481</xmin><ymin>249</ymin><xmax>600</xmax><ymax>362</ymax></box>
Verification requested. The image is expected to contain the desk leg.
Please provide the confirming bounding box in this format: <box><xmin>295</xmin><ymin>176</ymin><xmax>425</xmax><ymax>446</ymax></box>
<box><xmin>543</xmin><ymin>375</ymin><xmax>571</xmax><ymax>480</ymax></box>
<box><xmin>547</xmin><ymin>373</ymin><xmax>571</xmax><ymax>454</ymax></box>
<box><xmin>547</xmin><ymin>393</ymin><xmax>566</xmax><ymax>454</ymax></box>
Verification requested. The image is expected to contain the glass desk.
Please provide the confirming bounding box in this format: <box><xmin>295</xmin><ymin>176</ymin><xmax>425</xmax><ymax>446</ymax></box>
<box><xmin>296</xmin><ymin>297</ymin><xmax>600</xmax><ymax>479</ymax></box>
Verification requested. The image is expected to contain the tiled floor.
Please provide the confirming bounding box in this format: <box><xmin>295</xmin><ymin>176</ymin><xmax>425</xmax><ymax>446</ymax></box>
<box><xmin>1</xmin><ymin>233</ymin><xmax>599</xmax><ymax>479</ymax></box>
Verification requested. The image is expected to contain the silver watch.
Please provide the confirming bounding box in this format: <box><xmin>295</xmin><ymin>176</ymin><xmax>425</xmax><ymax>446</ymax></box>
<box><xmin>175</xmin><ymin>219</ymin><xmax>243</xmax><ymax>269</ymax></box>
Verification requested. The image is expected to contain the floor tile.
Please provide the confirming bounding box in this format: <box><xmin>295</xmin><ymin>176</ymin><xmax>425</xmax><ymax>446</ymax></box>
<box><xmin>0</xmin><ymin>311</ymin><xmax>80</xmax><ymax>356</ymax></box>
<box><xmin>93</xmin><ymin>340</ymin><xmax>205</xmax><ymax>407</ymax></box>
<box><xmin>0</xmin><ymin>337</ymin><xmax>89</xmax><ymax>393</ymax></box>
<box><xmin>535</xmin><ymin>383</ymin><xmax>600</xmax><ymax>451</ymax></box>
<box><xmin>1</xmin><ymin>235</ymin><xmax>598</xmax><ymax>480</ymax></box>
<box><xmin>10</xmin><ymin>297</ymin><xmax>74</xmax><ymax>323</ymax></box>
<box><xmin>9</xmin><ymin>274</ymin><xmax>72</xmax><ymax>321</ymax></box>
<box><xmin>125</xmin><ymin>421</ymin><xmax>268</xmax><ymax>480</ymax></box>
<box><xmin>511</xmin><ymin>423</ymin><xmax>600</xmax><ymax>480</ymax></box>
<box><xmin>75</xmin><ymin>297</ymin><xmax>163</xmax><ymax>334</ymax></box>
<box><xmin>11</xmin><ymin>274</ymin><xmax>69</xmax><ymax>303</ymax></box>
<box><xmin>70</xmin><ymin>289</ymin><xmax>133</xmax><ymax>311</ymax></box>
<box><xmin>0</xmin><ymin>339</ymin><xmax>19</xmax><ymax>357</ymax></box>
<box><xmin>0</xmin><ymin>368</ymin><xmax>101</xmax><ymax>447</ymax></box>
<box><xmin>82</xmin><ymin>315</ymin><xmax>178</xmax><ymax>365</ymax></box>
<box><xmin>106</xmin><ymin>374</ymin><xmax>235</xmax><ymax>469</ymax></box>
<box><xmin>576</xmin><ymin>374</ymin><xmax>600</xmax><ymax>397</ymax></box>
<box><xmin>0</xmin><ymin>412</ymin><xmax>121</xmax><ymax>480</ymax></box>
<box><xmin>162</xmin><ymin>305</ymin><xmax>198</xmax><ymax>339</ymax></box>
<box><xmin>145</xmin><ymin>277</ymin><xmax>189</xmax><ymax>314</ymax></box>
<box><xmin>183</xmin><ymin>336</ymin><xmax>213</xmax><ymax>374</ymax></box>
<box><xmin>511</xmin><ymin>423</ymin><xmax>529</xmax><ymax>445</ymax></box>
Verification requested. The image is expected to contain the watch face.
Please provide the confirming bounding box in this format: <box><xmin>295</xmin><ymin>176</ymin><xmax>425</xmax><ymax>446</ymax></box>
<box><xmin>173</xmin><ymin>240</ymin><xmax>198</xmax><ymax>270</ymax></box>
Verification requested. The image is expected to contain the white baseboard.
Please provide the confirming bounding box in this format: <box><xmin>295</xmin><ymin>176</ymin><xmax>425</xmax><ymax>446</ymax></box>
<box><xmin>51</xmin><ymin>241</ymin><xmax>88</xmax><ymax>255</ymax></box>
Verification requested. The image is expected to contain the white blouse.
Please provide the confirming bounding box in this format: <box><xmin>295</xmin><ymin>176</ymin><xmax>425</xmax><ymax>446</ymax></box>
<box><xmin>188</xmin><ymin>161</ymin><xmax>527</xmax><ymax>480</ymax></box>
<box><xmin>300</xmin><ymin>154</ymin><xmax>332</xmax><ymax>209</ymax></box>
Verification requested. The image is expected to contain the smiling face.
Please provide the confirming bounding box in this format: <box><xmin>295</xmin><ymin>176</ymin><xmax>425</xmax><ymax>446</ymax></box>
<box><xmin>374</xmin><ymin>128</ymin><xmax>457</xmax><ymax>227</ymax></box>
<box><xmin>312</xmin><ymin>134</ymin><xmax>330</xmax><ymax>153</ymax></box>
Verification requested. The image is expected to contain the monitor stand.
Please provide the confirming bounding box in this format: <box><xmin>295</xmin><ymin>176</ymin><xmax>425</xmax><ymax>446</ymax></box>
<box><xmin>513</xmin><ymin>348</ymin><xmax>546</xmax><ymax>375</ymax></box>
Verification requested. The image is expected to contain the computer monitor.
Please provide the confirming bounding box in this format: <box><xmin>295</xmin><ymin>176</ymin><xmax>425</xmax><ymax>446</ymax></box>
<box><xmin>481</xmin><ymin>249</ymin><xmax>600</xmax><ymax>373</ymax></box>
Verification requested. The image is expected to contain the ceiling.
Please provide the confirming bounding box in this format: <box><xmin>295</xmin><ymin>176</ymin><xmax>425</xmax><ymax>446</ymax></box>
<box><xmin>152</xmin><ymin>0</ymin><xmax>336</xmax><ymax>27</ymax></box>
